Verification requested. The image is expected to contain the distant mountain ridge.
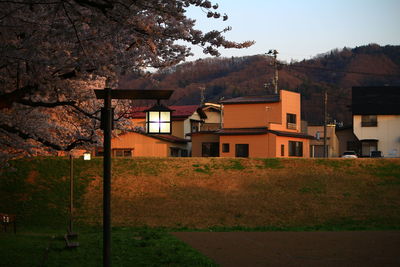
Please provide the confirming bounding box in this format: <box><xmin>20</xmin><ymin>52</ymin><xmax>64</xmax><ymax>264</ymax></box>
<box><xmin>120</xmin><ymin>44</ymin><xmax>400</xmax><ymax>125</ymax></box>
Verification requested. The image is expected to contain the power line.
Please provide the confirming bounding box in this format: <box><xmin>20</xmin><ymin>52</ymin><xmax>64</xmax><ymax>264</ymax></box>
<box><xmin>284</xmin><ymin>63</ymin><xmax>400</xmax><ymax>78</ymax></box>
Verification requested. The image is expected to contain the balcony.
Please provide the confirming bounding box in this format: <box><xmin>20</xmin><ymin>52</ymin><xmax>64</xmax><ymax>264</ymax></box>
<box><xmin>287</xmin><ymin>122</ymin><xmax>297</xmax><ymax>130</ymax></box>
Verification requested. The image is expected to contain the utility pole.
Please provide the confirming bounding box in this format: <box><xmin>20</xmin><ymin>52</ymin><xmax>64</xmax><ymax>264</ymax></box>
<box><xmin>199</xmin><ymin>86</ymin><xmax>205</xmax><ymax>106</ymax></box>
<box><xmin>323</xmin><ymin>90</ymin><xmax>328</xmax><ymax>158</ymax></box>
<box><xmin>267</xmin><ymin>49</ymin><xmax>279</xmax><ymax>94</ymax></box>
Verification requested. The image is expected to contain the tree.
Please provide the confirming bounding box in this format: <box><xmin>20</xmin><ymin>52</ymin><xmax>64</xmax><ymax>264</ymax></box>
<box><xmin>0</xmin><ymin>0</ymin><xmax>254</xmax><ymax>159</ymax></box>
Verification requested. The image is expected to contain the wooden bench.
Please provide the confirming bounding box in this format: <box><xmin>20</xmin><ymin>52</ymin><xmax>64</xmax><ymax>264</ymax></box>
<box><xmin>0</xmin><ymin>213</ymin><xmax>16</xmax><ymax>234</ymax></box>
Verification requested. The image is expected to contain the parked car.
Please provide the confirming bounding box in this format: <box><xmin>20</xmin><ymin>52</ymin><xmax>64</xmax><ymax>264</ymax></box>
<box><xmin>370</xmin><ymin>151</ymin><xmax>383</xmax><ymax>158</ymax></box>
<box><xmin>341</xmin><ymin>151</ymin><xmax>358</xmax><ymax>158</ymax></box>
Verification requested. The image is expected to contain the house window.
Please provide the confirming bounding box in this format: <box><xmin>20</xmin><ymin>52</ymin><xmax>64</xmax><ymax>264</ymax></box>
<box><xmin>170</xmin><ymin>147</ymin><xmax>180</xmax><ymax>157</ymax></box>
<box><xmin>181</xmin><ymin>149</ymin><xmax>188</xmax><ymax>157</ymax></box>
<box><xmin>202</xmin><ymin>142</ymin><xmax>219</xmax><ymax>157</ymax></box>
<box><xmin>235</xmin><ymin>144</ymin><xmax>249</xmax><ymax>158</ymax></box>
<box><xmin>114</xmin><ymin>149</ymin><xmax>132</xmax><ymax>157</ymax></box>
<box><xmin>289</xmin><ymin>141</ymin><xmax>303</xmax><ymax>157</ymax></box>
<box><xmin>222</xmin><ymin>143</ymin><xmax>230</xmax><ymax>153</ymax></box>
<box><xmin>286</xmin><ymin>113</ymin><xmax>297</xmax><ymax>130</ymax></box>
<box><xmin>361</xmin><ymin>115</ymin><xmax>377</xmax><ymax>127</ymax></box>
<box><xmin>281</xmin><ymin>144</ymin><xmax>285</xmax><ymax>156</ymax></box>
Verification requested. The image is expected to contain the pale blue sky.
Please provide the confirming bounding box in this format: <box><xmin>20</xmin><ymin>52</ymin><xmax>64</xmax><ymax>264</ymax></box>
<box><xmin>185</xmin><ymin>0</ymin><xmax>400</xmax><ymax>62</ymax></box>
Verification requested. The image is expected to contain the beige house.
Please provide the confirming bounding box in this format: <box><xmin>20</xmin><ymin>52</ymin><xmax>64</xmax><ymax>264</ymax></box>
<box><xmin>335</xmin><ymin>126</ymin><xmax>360</xmax><ymax>156</ymax></box>
<box><xmin>307</xmin><ymin>124</ymin><xmax>339</xmax><ymax>157</ymax></box>
<box><xmin>352</xmin><ymin>86</ymin><xmax>400</xmax><ymax>157</ymax></box>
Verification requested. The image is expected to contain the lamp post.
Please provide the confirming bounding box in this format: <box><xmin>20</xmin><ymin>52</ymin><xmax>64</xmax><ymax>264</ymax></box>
<box><xmin>94</xmin><ymin>88</ymin><xmax>173</xmax><ymax>267</ymax></box>
<box><xmin>144</xmin><ymin>102</ymin><xmax>173</xmax><ymax>134</ymax></box>
<box><xmin>68</xmin><ymin>153</ymin><xmax>77</xmax><ymax>238</ymax></box>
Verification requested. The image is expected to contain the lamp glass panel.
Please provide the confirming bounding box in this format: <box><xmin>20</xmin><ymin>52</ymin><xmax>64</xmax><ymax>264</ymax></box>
<box><xmin>160</xmin><ymin>111</ymin><xmax>170</xmax><ymax>122</ymax></box>
<box><xmin>159</xmin><ymin>123</ymin><xmax>171</xmax><ymax>133</ymax></box>
<box><xmin>149</xmin><ymin>111</ymin><xmax>160</xmax><ymax>122</ymax></box>
<box><xmin>149</xmin><ymin>122</ymin><xmax>160</xmax><ymax>133</ymax></box>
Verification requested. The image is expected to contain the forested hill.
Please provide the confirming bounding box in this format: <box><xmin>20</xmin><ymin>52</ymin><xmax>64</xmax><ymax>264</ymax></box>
<box><xmin>119</xmin><ymin>44</ymin><xmax>400</xmax><ymax>125</ymax></box>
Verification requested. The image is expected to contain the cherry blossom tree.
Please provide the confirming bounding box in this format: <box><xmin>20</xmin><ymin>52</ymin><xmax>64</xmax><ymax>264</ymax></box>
<box><xmin>0</xmin><ymin>0</ymin><xmax>253</xmax><ymax>159</ymax></box>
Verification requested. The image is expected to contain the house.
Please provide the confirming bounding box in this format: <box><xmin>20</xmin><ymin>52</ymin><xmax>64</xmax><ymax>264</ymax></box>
<box><xmin>105</xmin><ymin>131</ymin><xmax>189</xmax><ymax>157</ymax></box>
<box><xmin>335</xmin><ymin>125</ymin><xmax>360</xmax><ymax>156</ymax></box>
<box><xmin>100</xmin><ymin>105</ymin><xmax>209</xmax><ymax>157</ymax></box>
<box><xmin>352</xmin><ymin>86</ymin><xmax>400</xmax><ymax>157</ymax></box>
<box><xmin>191</xmin><ymin>90</ymin><xmax>314</xmax><ymax>157</ymax></box>
<box><xmin>307</xmin><ymin>124</ymin><xmax>339</xmax><ymax>157</ymax></box>
<box><xmin>199</xmin><ymin>103</ymin><xmax>223</xmax><ymax>131</ymax></box>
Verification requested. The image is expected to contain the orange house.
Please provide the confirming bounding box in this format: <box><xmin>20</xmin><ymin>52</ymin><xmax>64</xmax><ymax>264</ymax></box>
<box><xmin>108</xmin><ymin>131</ymin><xmax>188</xmax><ymax>157</ymax></box>
<box><xmin>98</xmin><ymin>105</ymin><xmax>203</xmax><ymax>157</ymax></box>
<box><xmin>192</xmin><ymin>90</ymin><xmax>313</xmax><ymax>158</ymax></box>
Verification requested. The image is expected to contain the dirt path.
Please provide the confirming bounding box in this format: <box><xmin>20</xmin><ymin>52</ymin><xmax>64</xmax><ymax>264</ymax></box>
<box><xmin>172</xmin><ymin>231</ymin><xmax>400</xmax><ymax>267</ymax></box>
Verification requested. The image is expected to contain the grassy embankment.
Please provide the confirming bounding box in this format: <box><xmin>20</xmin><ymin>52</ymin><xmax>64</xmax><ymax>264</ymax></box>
<box><xmin>1</xmin><ymin>157</ymin><xmax>399</xmax><ymax>266</ymax></box>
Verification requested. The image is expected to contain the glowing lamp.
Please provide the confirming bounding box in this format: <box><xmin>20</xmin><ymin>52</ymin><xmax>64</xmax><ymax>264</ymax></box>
<box><xmin>144</xmin><ymin>104</ymin><xmax>173</xmax><ymax>134</ymax></box>
<box><xmin>83</xmin><ymin>152</ymin><xmax>91</xmax><ymax>160</ymax></box>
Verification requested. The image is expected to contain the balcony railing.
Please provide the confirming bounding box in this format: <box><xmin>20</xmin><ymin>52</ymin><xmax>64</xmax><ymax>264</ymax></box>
<box><xmin>287</xmin><ymin>122</ymin><xmax>297</xmax><ymax>130</ymax></box>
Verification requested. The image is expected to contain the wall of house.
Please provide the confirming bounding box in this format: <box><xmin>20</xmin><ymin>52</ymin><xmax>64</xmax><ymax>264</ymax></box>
<box><xmin>171</xmin><ymin>120</ymin><xmax>184</xmax><ymax>138</ymax></box>
<box><xmin>308</xmin><ymin>125</ymin><xmax>339</xmax><ymax>157</ymax></box>
<box><xmin>219</xmin><ymin>135</ymin><xmax>269</xmax><ymax>158</ymax></box>
<box><xmin>112</xmin><ymin>132</ymin><xmax>170</xmax><ymax>157</ymax></box>
<box><xmin>269</xmin><ymin>90</ymin><xmax>301</xmax><ymax>132</ymax></box>
<box><xmin>336</xmin><ymin>128</ymin><xmax>360</xmax><ymax>156</ymax></box>
<box><xmin>191</xmin><ymin>133</ymin><xmax>220</xmax><ymax>157</ymax></box>
<box><xmin>204</xmin><ymin>109</ymin><xmax>222</xmax><ymax>124</ymax></box>
<box><xmin>223</xmin><ymin>102</ymin><xmax>282</xmax><ymax>128</ymax></box>
<box><xmin>222</xmin><ymin>90</ymin><xmax>301</xmax><ymax>132</ymax></box>
<box><xmin>354</xmin><ymin>115</ymin><xmax>400</xmax><ymax>157</ymax></box>
<box><xmin>277</xmin><ymin>136</ymin><xmax>310</xmax><ymax>158</ymax></box>
<box><xmin>218</xmin><ymin>134</ymin><xmax>310</xmax><ymax>158</ymax></box>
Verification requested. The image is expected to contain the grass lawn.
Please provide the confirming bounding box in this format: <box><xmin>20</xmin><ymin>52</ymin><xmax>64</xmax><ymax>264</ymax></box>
<box><xmin>0</xmin><ymin>226</ymin><xmax>217</xmax><ymax>266</ymax></box>
<box><xmin>1</xmin><ymin>157</ymin><xmax>399</xmax><ymax>265</ymax></box>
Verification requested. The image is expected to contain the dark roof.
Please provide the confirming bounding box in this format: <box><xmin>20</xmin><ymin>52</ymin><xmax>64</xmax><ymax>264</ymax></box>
<box><xmin>186</xmin><ymin>131</ymin><xmax>218</xmax><ymax>136</ymax></box>
<box><xmin>352</xmin><ymin>86</ymin><xmax>400</xmax><ymax>115</ymax></box>
<box><xmin>216</xmin><ymin>127</ymin><xmax>314</xmax><ymax>139</ymax></box>
<box><xmin>268</xmin><ymin>130</ymin><xmax>315</xmax><ymax>139</ymax></box>
<box><xmin>220</xmin><ymin>95</ymin><xmax>280</xmax><ymax>105</ymax></box>
<box><xmin>216</xmin><ymin>127</ymin><xmax>269</xmax><ymax>135</ymax></box>
<box><xmin>147</xmin><ymin>134</ymin><xmax>188</xmax><ymax>144</ymax></box>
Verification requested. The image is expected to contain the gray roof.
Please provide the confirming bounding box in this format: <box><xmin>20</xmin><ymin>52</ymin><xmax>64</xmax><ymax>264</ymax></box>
<box><xmin>220</xmin><ymin>95</ymin><xmax>280</xmax><ymax>104</ymax></box>
<box><xmin>216</xmin><ymin>127</ymin><xmax>315</xmax><ymax>139</ymax></box>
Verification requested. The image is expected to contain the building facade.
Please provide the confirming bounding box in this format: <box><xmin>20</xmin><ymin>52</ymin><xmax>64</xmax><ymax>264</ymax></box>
<box><xmin>352</xmin><ymin>86</ymin><xmax>400</xmax><ymax>157</ymax></box>
<box><xmin>307</xmin><ymin>124</ymin><xmax>339</xmax><ymax>158</ymax></box>
<box><xmin>192</xmin><ymin>90</ymin><xmax>313</xmax><ymax>158</ymax></box>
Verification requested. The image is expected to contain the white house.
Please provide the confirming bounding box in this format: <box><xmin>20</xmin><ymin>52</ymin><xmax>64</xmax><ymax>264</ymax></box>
<box><xmin>352</xmin><ymin>86</ymin><xmax>400</xmax><ymax>157</ymax></box>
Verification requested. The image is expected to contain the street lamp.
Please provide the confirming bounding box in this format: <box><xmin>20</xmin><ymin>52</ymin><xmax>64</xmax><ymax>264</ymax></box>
<box><xmin>94</xmin><ymin>88</ymin><xmax>173</xmax><ymax>267</ymax></box>
<box><xmin>83</xmin><ymin>151</ymin><xmax>91</xmax><ymax>161</ymax></box>
<box><xmin>144</xmin><ymin>102</ymin><xmax>173</xmax><ymax>134</ymax></box>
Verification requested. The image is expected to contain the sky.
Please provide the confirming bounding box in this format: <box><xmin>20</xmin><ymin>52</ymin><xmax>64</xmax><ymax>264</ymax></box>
<box><xmin>184</xmin><ymin>0</ymin><xmax>400</xmax><ymax>62</ymax></box>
